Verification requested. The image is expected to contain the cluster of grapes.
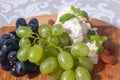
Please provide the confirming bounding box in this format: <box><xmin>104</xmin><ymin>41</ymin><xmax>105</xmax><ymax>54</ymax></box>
<box><xmin>0</xmin><ymin>31</ymin><xmax>19</xmax><ymax>70</ymax></box>
<box><xmin>0</xmin><ymin>17</ymin><xmax>94</xmax><ymax>80</ymax></box>
<box><xmin>15</xmin><ymin>17</ymin><xmax>93</xmax><ymax>80</ymax></box>
<box><xmin>0</xmin><ymin>18</ymin><xmax>40</xmax><ymax>76</ymax></box>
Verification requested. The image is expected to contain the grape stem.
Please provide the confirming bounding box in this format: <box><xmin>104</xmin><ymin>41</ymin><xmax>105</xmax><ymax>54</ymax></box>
<box><xmin>47</xmin><ymin>41</ymin><xmax>63</xmax><ymax>52</ymax></box>
<box><xmin>64</xmin><ymin>46</ymin><xmax>72</xmax><ymax>49</ymax></box>
<box><xmin>32</xmin><ymin>33</ymin><xmax>44</xmax><ymax>45</ymax></box>
<box><xmin>32</xmin><ymin>38</ymin><xmax>37</xmax><ymax>45</ymax></box>
<box><xmin>33</xmin><ymin>33</ymin><xmax>40</xmax><ymax>38</ymax></box>
<box><xmin>34</xmin><ymin>36</ymin><xmax>63</xmax><ymax>52</ymax></box>
<box><xmin>47</xmin><ymin>35</ymin><xmax>51</xmax><ymax>42</ymax></box>
<box><xmin>30</xmin><ymin>32</ymin><xmax>63</xmax><ymax>52</ymax></box>
<box><xmin>26</xmin><ymin>35</ymin><xmax>34</xmax><ymax>39</ymax></box>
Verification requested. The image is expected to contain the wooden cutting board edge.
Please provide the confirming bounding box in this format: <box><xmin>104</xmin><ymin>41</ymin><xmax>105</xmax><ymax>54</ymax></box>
<box><xmin>2</xmin><ymin>14</ymin><xmax>117</xmax><ymax>27</ymax></box>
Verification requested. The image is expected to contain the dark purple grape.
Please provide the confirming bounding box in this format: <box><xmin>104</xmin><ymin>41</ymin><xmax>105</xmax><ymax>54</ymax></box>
<box><xmin>9</xmin><ymin>31</ymin><xmax>19</xmax><ymax>42</ymax></box>
<box><xmin>16</xmin><ymin>61</ymin><xmax>27</xmax><ymax>76</ymax></box>
<box><xmin>16</xmin><ymin>18</ymin><xmax>27</xmax><ymax>28</ymax></box>
<box><xmin>7</xmin><ymin>51</ymin><xmax>18</xmax><ymax>63</ymax></box>
<box><xmin>0</xmin><ymin>49</ymin><xmax>5</xmax><ymax>57</ymax></box>
<box><xmin>2</xmin><ymin>39</ymin><xmax>19</xmax><ymax>51</ymax></box>
<box><xmin>1</xmin><ymin>59</ymin><xmax>10</xmax><ymax>71</ymax></box>
<box><xmin>0</xmin><ymin>57</ymin><xmax>5</xmax><ymax>63</ymax></box>
<box><xmin>25</xmin><ymin>61</ymin><xmax>39</xmax><ymax>73</ymax></box>
<box><xmin>10</xmin><ymin>67</ymin><xmax>18</xmax><ymax>76</ymax></box>
<box><xmin>1</xmin><ymin>44</ymin><xmax>10</xmax><ymax>54</ymax></box>
<box><xmin>0</xmin><ymin>50</ymin><xmax>6</xmax><ymax>63</ymax></box>
<box><xmin>28</xmin><ymin>18</ymin><xmax>39</xmax><ymax>33</ymax></box>
<box><xmin>0</xmin><ymin>34</ymin><xmax>10</xmax><ymax>47</ymax></box>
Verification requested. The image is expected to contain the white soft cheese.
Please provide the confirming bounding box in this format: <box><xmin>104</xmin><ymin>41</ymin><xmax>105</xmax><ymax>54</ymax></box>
<box><xmin>63</xmin><ymin>18</ymin><xmax>91</xmax><ymax>42</ymax></box>
<box><xmin>86</xmin><ymin>41</ymin><xmax>98</xmax><ymax>64</ymax></box>
<box><xmin>55</xmin><ymin>7</ymin><xmax>91</xmax><ymax>42</ymax></box>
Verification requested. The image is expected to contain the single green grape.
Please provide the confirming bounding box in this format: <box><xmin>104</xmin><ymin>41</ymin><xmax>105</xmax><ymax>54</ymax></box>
<box><xmin>16</xmin><ymin>26</ymin><xmax>33</xmax><ymax>38</ymax></box>
<box><xmin>50</xmin><ymin>65</ymin><xmax>64</xmax><ymax>80</ymax></box>
<box><xmin>35</xmin><ymin>52</ymin><xmax>47</xmax><ymax>66</ymax></box>
<box><xmin>58</xmin><ymin>51</ymin><xmax>74</xmax><ymax>70</ymax></box>
<box><xmin>59</xmin><ymin>32</ymin><xmax>70</xmax><ymax>47</ymax></box>
<box><xmin>71</xmin><ymin>42</ymin><xmax>89</xmax><ymax>57</ymax></box>
<box><xmin>38</xmin><ymin>24</ymin><xmax>51</xmax><ymax>38</ymax></box>
<box><xmin>48</xmin><ymin>36</ymin><xmax>60</xmax><ymax>46</ymax></box>
<box><xmin>19</xmin><ymin>37</ymin><xmax>31</xmax><ymax>47</ymax></box>
<box><xmin>40</xmin><ymin>57</ymin><xmax>58</xmax><ymax>74</ymax></box>
<box><xmin>60</xmin><ymin>70</ymin><xmax>75</xmax><ymax>80</ymax></box>
<box><xmin>45</xmin><ymin>46</ymin><xmax>59</xmax><ymax>58</ymax></box>
<box><xmin>17</xmin><ymin>44</ymin><xmax>31</xmax><ymax>61</ymax></box>
<box><xmin>78</xmin><ymin>57</ymin><xmax>94</xmax><ymax>72</ymax></box>
<box><xmin>70</xmin><ymin>51</ymin><xmax>78</xmax><ymax>59</ymax></box>
<box><xmin>52</xmin><ymin>24</ymin><xmax>64</xmax><ymax>36</ymax></box>
<box><xmin>75</xmin><ymin>66</ymin><xmax>91</xmax><ymax>80</ymax></box>
<box><xmin>28</xmin><ymin>44</ymin><xmax>43</xmax><ymax>63</ymax></box>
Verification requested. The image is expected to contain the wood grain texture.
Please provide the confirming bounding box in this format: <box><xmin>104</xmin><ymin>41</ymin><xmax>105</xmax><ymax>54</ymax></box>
<box><xmin>0</xmin><ymin>14</ymin><xmax>120</xmax><ymax>80</ymax></box>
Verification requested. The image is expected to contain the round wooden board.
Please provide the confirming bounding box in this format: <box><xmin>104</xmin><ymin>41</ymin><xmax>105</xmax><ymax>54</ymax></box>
<box><xmin>0</xmin><ymin>14</ymin><xmax>120</xmax><ymax>80</ymax></box>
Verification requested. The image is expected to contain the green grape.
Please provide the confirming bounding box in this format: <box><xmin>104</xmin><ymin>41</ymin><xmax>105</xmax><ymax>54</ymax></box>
<box><xmin>71</xmin><ymin>42</ymin><xmax>89</xmax><ymax>57</ymax></box>
<box><xmin>48</xmin><ymin>36</ymin><xmax>60</xmax><ymax>46</ymax></box>
<box><xmin>78</xmin><ymin>57</ymin><xmax>94</xmax><ymax>72</ymax></box>
<box><xmin>37</xmin><ymin>39</ymin><xmax>47</xmax><ymax>47</ymax></box>
<box><xmin>28</xmin><ymin>44</ymin><xmax>43</xmax><ymax>63</ymax></box>
<box><xmin>75</xmin><ymin>66</ymin><xmax>91</xmax><ymax>80</ymax></box>
<box><xmin>17</xmin><ymin>44</ymin><xmax>31</xmax><ymax>61</ymax></box>
<box><xmin>58</xmin><ymin>51</ymin><xmax>73</xmax><ymax>70</ymax></box>
<box><xmin>35</xmin><ymin>52</ymin><xmax>47</xmax><ymax>65</ymax></box>
<box><xmin>45</xmin><ymin>46</ymin><xmax>59</xmax><ymax>57</ymax></box>
<box><xmin>19</xmin><ymin>37</ymin><xmax>31</xmax><ymax>47</ymax></box>
<box><xmin>70</xmin><ymin>51</ymin><xmax>78</xmax><ymax>59</ymax></box>
<box><xmin>50</xmin><ymin>65</ymin><xmax>64</xmax><ymax>80</ymax></box>
<box><xmin>52</xmin><ymin>24</ymin><xmax>64</xmax><ymax>36</ymax></box>
<box><xmin>60</xmin><ymin>70</ymin><xmax>75</xmax><ymax>80</ymax></box>
<box><xmin>16</xmin><ymin>26</ymin><xmax>33</xmax><ymax>38</ymax></box>
<box><xmin>40</xmin><ymin>57</ymin><xmax>58</xmax><ymax>74</ymax></box>
<box><xmin>38</xmin><ymin>24</ymin><xmax>51</xmax><ymax>38</ymax></box>
<box><xmin>59</xmin><ymin>32</ymin><xmax>70</xmax><ymax>47</ymax></box>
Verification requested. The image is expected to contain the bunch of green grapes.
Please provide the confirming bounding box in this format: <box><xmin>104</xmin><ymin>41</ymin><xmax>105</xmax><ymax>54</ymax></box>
<box><xmin>16</xmin><ymin>24</ymin><xmax>93</xmax><ymax>80</ymax></box>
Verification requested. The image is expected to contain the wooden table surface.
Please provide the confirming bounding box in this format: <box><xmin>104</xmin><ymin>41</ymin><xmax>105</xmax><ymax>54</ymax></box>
<box><xmin>0</xmin><ymin>14</ymin><xmax>120</xmax><ymax>80</ymax></box>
